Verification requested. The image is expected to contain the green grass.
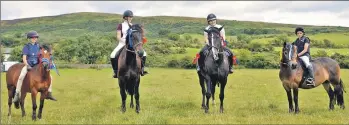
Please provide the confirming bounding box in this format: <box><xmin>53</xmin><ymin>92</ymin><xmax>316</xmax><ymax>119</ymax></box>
<box><xmin>2</xmin><ymin>68</ymin><xmax>349</xmax><ymax>124</ymax></box>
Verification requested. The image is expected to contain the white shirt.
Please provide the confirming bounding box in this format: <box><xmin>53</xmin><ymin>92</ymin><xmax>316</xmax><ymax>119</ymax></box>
<box><xmin>117</xmin><ymin>21</ymin><xmax>133</xmax><ymax>43</ymax></box>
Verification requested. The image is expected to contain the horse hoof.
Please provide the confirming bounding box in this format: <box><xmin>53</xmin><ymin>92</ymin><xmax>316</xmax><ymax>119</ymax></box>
<box><xmin>205</xmin><ymin>109</ymin><xmax>209</xmax><ymax>114</ymax></box>
<box><xmin>220</xmin><ymin>109</ymin><xmax>224</xmax><ymax>113</ymax></box>
<box><xmin>130</xmin><ymin>104</ymin><xmax>134</xmax><ymax>109</ymax></box>
<box><xmin>288</xmin><ymin>109</ymin><xmax>294</xmax><ymax>113</ymax></box>
<box><xmin>340</xmin><ymin>105</ymin><xmax>345</xmax><ymax>110</ymax></box>
<box><xmin>32</xmin><ymin>116</ymin><xmax>36</xmax><ymax>121</ymax></box>
<box><xmin>201</xmin><ymin>105</ymin><xmax>205</xmax><ymax>109</ymax></box>
<box><xmin>38</xmin><ymin>114</ymin><xmax>42</xmax><ymax>119</ymax></box>
<box><xmin>294</xmin><ymin>110</ymin><xmax>300</xmax><ymax>114</ymax></box>
<box><xmin>22</xmin><ymin>113</ymin><xmax>26</xmax><ymax>117</ymax></box>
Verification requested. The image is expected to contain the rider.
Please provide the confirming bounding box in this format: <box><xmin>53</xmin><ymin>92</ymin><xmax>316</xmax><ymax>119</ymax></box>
<box><xmin>196</xmin><ymin>13</ymin><xmax>234</xmax><ymax>73</ymax></box>
<box><xmin>110</xmin><ymin>10</ymin><xmax>148</xmax><ymax>78</ymax></box>
<box><xmin>292</xmin><ymin>27</ymin><xmax>315</xmax><ymax>86</ymax></box>
<box><xmin>12</xmin><ymin>31</ymin><xmax>57</xmax><ymax>103</ymax></box>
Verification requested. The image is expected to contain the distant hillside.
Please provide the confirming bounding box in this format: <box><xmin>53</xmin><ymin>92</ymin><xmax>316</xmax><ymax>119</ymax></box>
<box><xmin>1</xmin><ymin>12</ymin><xmax>349</xmax><ymax>43</ymax></box>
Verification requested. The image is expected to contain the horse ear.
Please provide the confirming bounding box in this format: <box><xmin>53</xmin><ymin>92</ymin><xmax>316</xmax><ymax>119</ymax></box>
<box><xmin>283</xmin><ymin>42</ymin><xmax>286</xmax><ymax>47</ymax></box>
<box><xmin>204</xmin><ymin>29</ymin><xmax>209</xmax><ymax>33</ymax></box>
<box><xmin>218</xmin><ymin>25</ymin><xmax>224</xmax><ymax>31</ymax></box>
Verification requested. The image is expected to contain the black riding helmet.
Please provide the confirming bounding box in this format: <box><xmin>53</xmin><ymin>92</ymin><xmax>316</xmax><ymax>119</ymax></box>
<box><xmin>27</xmin><ymin>31</ymin><xmax>39</xmax><ymax>39</ymax></box>
<box><xmin>295</xmin><ymin>27</ymin><xmax>305</xmax><ymax>34</ymax></box>
<box><xmin>123</xmin><ymin>10</ymin><xmax>134</xmax><ymax>19</ymax></box>
<box><xmin>207</xmin><ymin>13</ymin><xmax>217</xmax><ymax>22</ymax></box>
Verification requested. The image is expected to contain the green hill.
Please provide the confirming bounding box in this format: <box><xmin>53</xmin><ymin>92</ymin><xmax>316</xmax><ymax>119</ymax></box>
<box><xmin>1</xmin><ymin>12</ymin><xmax>349</xmax><ymax>43</ymax></box>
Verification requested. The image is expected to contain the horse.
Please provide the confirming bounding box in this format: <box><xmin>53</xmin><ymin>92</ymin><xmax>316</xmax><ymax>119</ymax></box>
<box><xmin>115</xmin><ymin>24</ymin><xmax>145</xmax><ymax>113</ymax></box>
<box><xmin>6</xmin><ymin>44</ymin><xmax>53</xmax><ymax>120</ymax></box>
<box><xmin>279</xmin><ymin>42</ymin><xmax>345</xmax><ymax>113</ymax></box>
<box><xmin>197</xmin><ymin>26</ymin><xmax>230</xmax><ymax>113</ymax></box>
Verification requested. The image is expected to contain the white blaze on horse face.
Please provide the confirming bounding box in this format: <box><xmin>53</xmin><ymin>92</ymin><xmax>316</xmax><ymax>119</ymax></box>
<box><xmin>288</xmin><ymin>44</ymin><xmax>292</xmax><ymax>61</ymax></box>
<box><xmin>211</xmin><ymin>33</ymin><xmax>218</xmax><ymax>60</ymax></box>
<box><xmin>44</xmin><ymin>50</ymin><xmax>47</xmax><ymax>54</ymax></box>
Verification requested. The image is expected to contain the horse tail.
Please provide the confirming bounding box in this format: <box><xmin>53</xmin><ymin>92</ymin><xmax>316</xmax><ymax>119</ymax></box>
<box><xmin>125</xmin><ymin>81</ymin><xmax>135</xmax><ymax>96</ymax></box>
<box><xmin>334</xmin><ymin>78</ymin><xmax>345</xmax><ymax>106</ymax></box>
<box><xmin>12</xmin><ymin>88</ymin><xmax>20</xmax><ymax>109</ymax></box>
<box><xmin>340</xmin><ymin>79</ymin><xmax>346</xmax><ymax>93</ymax></box>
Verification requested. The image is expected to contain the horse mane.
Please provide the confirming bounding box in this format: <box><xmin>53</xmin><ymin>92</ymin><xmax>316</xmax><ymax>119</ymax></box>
<box><xmin>40</xmin><ymin>44</ymin><xmax>51</xmax><ymax>53</ymax></box>
<box><xmin>125</xmin><ymin>24</ymin><xmax>144</xmax><ymax>46</ymax></box>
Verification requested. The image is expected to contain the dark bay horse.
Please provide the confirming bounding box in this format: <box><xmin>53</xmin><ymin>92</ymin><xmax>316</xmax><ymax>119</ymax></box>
<box><xmin>115</xmin><ymin>24</ymin><xmax>144</xmax><ymax>113</ymax></box>
<box><xmin>279</xmin><ymin>42</ymin><xmax>345</xmax><ymax>113</ymax></box>
<box><xmin>197</xmin><ymin>26</ymin><xmax>230</xmax><ymax>113</ymax></box>
<box><xmin>6</xmin><ymin>45</ymin><xmax>53</xmax><ymax>120</ymax></box>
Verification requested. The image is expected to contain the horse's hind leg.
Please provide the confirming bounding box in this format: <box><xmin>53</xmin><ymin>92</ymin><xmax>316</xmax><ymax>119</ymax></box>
<box><xmin>211</xmin><ymin>80</ymin><xmax>217</xmax><ymax>106</ymax></box>
<box><xmin>130</xmin><ymin>95</ymin><xmax>134</xmax><ymax>109</ymax></box>
<box><xmin>199</xmin><ymin>74</ymin><xmax>206</xmax><ymax>109</ymax></box>
<box><xmin>323</xmin><ymin>81</ymin><xmax>335</xmax><ymax>110</ymax></box>
<box><xmin>8</xmin><ymin>87</ymin><xmax>14</xmax><ymax>116</ymax></box>
<box><xmin>332</xmin><ymin>79</ymin><xmax>345</xmax><ymax>109</ymax></box>
<box><xmin>119</xmin><ymin>82</ymin><xmax>127</xmax><ymax>113</ymax></box>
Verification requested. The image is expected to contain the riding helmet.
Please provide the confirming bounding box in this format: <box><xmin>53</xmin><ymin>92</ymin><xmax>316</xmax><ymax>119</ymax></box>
<box><xmin>123</xmin><ymin>10</ymin><xmax>134</xmax><ymax>19</ymax></box>
<box><xmin>207</xmin><ymin>13</ymin><xmax>217</xmax><ymax>22</ymax></box>
<box><xmin>27</xmin><ymin>31</ymin><xmax>39</xmax><ymax>39</ymax></box>
<box><xmin>295</xmin><ymin>27</ymin><xmax>305</xmax><ymax>34</ymax></box>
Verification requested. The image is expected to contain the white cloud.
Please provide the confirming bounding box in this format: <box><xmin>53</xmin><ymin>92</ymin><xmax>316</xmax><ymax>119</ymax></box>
<box><xmin>1</xmin><ymin>1</ymin><xmax>349</xmax><ymax>27</ymax></box>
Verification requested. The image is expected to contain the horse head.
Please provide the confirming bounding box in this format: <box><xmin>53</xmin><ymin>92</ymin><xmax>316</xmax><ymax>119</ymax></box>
<box><xmin>126</xmin><ymin>24</ymin><xmax>145</xmax><ymax>57</ymax></box>
<box><xmin>39</xmin><ymin>44</ymin><xmax>53</xmax><ymax>71</ymax></box>
<box><xmin>204</xmin><ymin>25</ymin><xmax>224</xmax><ymax>61</ymax></box>
<box><xmin>281</xmin><ymin>42</ymin><xmax>298</xmax><ymax>69</ymax></box>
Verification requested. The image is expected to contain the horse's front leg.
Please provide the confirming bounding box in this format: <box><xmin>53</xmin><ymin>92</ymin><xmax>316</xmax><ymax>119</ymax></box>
<box><xmin>205</xmin><ymin>78</ymin><xmax>212</xmax><ymax>113</ymax></box>
<box><xmin>119</xmin><ymin>79</ymin><xmax>127</xmax><ymax>113</ymax></box>
<box><xmin>285</xmin><ymin>88</ymin><xmax>294</xmax><ymax>113</ymax></box>
<box><xmin>38</xmin><ymin>91</ymin><xmax>47</xmax><ymax>119</ymax></box>
<box><xmin>293</xmin><ymin>88</ymin><xmax>299</xmax><ymax>113</ymax></box>
<box><xmin>198</xmin><ymin>74</ymin><xmax>206</xmax><ymax>109</ymax></box>
<box><xmin>219</xmin><ymin>78</ymin><xmax>227</xmax><ymax>113</ymax></box>
<box><xmin>20</xmin><ymin>92</ymin><xmax>27</xmax><ymax>117</ymax></box>
<box><xmin>211</xmin><ymin>80</ymin><xmax>216</xmax><ymax>106</ymax></box>
<box><xmin>135</xmin><ymin>79</ymin><xmax>140</xmax><ymax>113</ymax></box>
<box><xmin>31</xmin><ymin>89</ymin><xmax>38</xmax><ymax>120</ymax></box>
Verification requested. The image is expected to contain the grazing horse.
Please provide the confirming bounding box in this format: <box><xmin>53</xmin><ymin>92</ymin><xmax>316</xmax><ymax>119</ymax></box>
<box><xmin>197</xmin><ymin>26</ymin><xmax>230</xmax><ymax>113</ymax></box>
<box><xmin>6</xmin><ymin>45</ymin><xmax>53</xmax><ymax>120</ymax></box>
<box><xmin>279</xmin><ymin>42</ymin><xmax>345</xmax><ymax>113</ymax></box>
<box><xmin>115</xmin><ymin>24</ymin><xmax>145</xmax><ymax>113</ymax></box>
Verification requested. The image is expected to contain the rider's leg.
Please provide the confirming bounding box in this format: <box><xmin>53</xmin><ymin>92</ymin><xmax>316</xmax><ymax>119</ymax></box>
<box><xmin>110</xmin><ymin>43</ymin><xmax>125</xmax><ymax>78</ymax></box>
<box><xmin>197</xmin><ymin>44</ymin><xmax>209</xmax><ymax>71</ymax></box>
<box><xmin>13</xmin><ymin>65</ymin><xmax>28</xmax><ymax>103</ymax></box>
<box><xmin>299</xmin><ymin>56</ymin><xmax>315</xmax><ymax>86</ymax></box>
<box><xmin>46</xmin><ymin>75</ymin><xmax>57</xmax><ymax>101</ymax></box>
<box><xmin>141</xmin><ymin>50</ymin><xmax>148</xmax><ymax>76</ymax></box>
<box><xmin>223</xmin><ymin>47</ymin><xmax>234</xmax><ymax>73</ymax></box>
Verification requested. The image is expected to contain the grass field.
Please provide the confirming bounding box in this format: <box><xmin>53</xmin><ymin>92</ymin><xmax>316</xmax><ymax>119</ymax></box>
<box><xmin>1</xmin><ymin>68</ymin><xmax>349</xmax><ymax>124</ymax></box>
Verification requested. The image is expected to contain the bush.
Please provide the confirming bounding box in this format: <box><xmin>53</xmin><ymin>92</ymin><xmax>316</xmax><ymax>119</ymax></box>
<box><xmin>168</xmin><ymin>33</ymin><xmax>180</xmax><ymax>41</ymax></box>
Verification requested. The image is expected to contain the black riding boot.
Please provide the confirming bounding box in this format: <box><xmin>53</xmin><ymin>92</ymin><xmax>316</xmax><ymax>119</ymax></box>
<box><xmin>306</xmin><ymin>65</ymin><xmax>315</xmax><ymax>86</ymax></box>
<box><xmin>141</xmin><ymin>56</ymin><xmax>148</xmax><ymax>76</ymax></box>
<box><xmin>46</xmin><ymin>92</ymin><xmax>57</xmax><ymax>101</ymax></box>
<box><xmin>110</xmin><ymin>58</ymin><xmax>118</xmax><ymax>78</ymax></box>
<box><xmin>223</xmin><ymin>47</ymin><xmax>234</xmax><ymax>74</ymax></box>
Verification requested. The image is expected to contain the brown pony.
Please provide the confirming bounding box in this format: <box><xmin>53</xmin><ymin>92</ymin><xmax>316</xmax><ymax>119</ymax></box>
<box><xmin>6</xmin><ymin>45</ymin><xmax>53</xmax><ymax>120</ymax></box>
<box><xmin>279</xmin><ymin>42</ymin><xmax>345</xmax><ymax>113</ymax></box>
<box><xmin>115</xmin><ymin>24</ymin><xmax>144</xmax><ymax>113</ymax></box>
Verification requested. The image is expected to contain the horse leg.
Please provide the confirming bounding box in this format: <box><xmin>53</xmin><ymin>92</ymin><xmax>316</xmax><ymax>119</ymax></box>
<box><xmin>135</xmin><ymin>79</ymin><xmax>140</xmax><ymax>113</ymax></box>
<box><xmin>38</xmin><ymin>91</ymin><xmax>47</xmax><ymax>119</ymax></box>
<box><xmin>333</xmin><ymin>80</ymin><xmax>345</xmax><ymax>109</ymax></box>
<box><xmin>130</xmin><ymin>95</ymin><xmax>134</xmax><ymax>109</ymax></box>
<box><xmin>219</xmin><ymin>78</ymin><xmax>227</xmax><ymax>113</ymax></box>
<box><xmin>293</xmin><ymin>88</ymin><xmax>299</xmax><ymax>113</ymax></box>
<box><xmin>199</xmin><ymin>74</ymin><xmax>206</xmax><ymax>109</ymax></box>
<box><xmin>205</xmin><ymin>78</ymin><xmax>212</xmax><ymax>113</ymax></box>
<box><xmin>285</xmin><ymin>89</ymin><xmax>294</xmax><ymax>113</ymax></box>
<box><xmin>211</xmin><ymin>80</ymin><xmax>216</xmax><ymax>106</ymax></box>
<box><xmin>323</xmin><ymin>81</ymin><xmax>334</xmax><ymax>110</ymax></box>
<box><xmin>31</xmin><ymin>90</ymin><xmax>38</xmax><ymax>120</ymax></box>
<box><xmin>119</xmin><ymin>81</ymin><xmax>127</xmax><ymax>113</ymax></box>
<box><xmin>20</xmin><ymin>92</ymin><xmax>27</xmax><ymax>117</ymax></box>
<box><xmin>8</xmin><ymin>87</ymin><xmax>15</xmax><ymax>116</ymax></box>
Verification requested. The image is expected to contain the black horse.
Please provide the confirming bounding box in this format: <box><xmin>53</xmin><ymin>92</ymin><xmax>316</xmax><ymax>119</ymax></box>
<box><xmin>115</xmin><ymin>24</ymin><xmax>145</xmax><ymax>113</ymax></box>
<box><xmin>197</xmin><ymin>26</ymin><xmax>230</xmax><ymax>113</ymax></box>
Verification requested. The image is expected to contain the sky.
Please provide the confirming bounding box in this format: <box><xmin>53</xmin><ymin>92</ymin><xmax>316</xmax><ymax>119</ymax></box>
<box><xmin>1</xmin><ymin>1</ymin><xmax>349</xmax><ymax>27</ymax></box>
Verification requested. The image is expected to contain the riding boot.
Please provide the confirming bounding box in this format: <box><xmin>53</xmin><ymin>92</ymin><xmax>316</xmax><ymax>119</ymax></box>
<box><xmin>110</xmin><ymin>58</ymin><xmax>118</xmax><ymax>78</ymax></box>
<box><xmin>45</xmin><ymin>92</ymin><xmax>57</xmax><ymax>101</ymax></box>
<box><xmin>224</xmin><ymin>47</ymin><xmax>234</xmax><ymax>74</ymax></box>
<box><xmin>306</xmin><ymin>65</ymin><xmax>315</xmax><ymax>86</ymax></box>
<box><xmin>228</xmin><ymin>55</ymin><xmax>234</xmax><ymax>74</ymax></box>
<box><xmin>141</xmin><ymin>56</ymin><xmax>148</xmax><ymax>76</ymax></box>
